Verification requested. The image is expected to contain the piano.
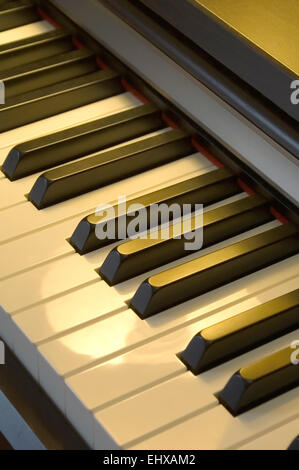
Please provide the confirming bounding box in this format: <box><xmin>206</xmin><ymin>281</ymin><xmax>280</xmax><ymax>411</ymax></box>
<box><xmin>0</xmin><ymin>0</ymin><xmax>298</xmax><ymax>450</ymax></box>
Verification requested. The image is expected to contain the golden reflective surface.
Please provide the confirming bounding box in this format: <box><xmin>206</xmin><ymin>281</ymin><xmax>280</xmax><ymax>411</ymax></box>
<box><xmin>195</xmin><ymin>0</ymin><xmax>299</xmax><ymax>74</ymax></box>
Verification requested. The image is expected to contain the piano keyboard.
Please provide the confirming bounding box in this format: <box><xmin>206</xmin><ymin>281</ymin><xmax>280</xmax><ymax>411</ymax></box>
<box><xmin>0</xmin><ymin>1</ymin><xmax>298</xmax><ymax>450</ymax></box>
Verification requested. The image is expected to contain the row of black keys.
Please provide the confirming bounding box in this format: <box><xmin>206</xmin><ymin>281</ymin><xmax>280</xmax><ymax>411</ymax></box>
<box><xmin>2</xmin><ymin>0</ymin><xmax>299</xmax><ymax>426</ymax></box>
<box><xmin>1</xmin><ymin>12</ymin><xmax>299</xmax><ymax>322</ymax></box>
<box><xmin>180</xmin><ymin>288</ymin><xmax>299</xmax><ymax>415</ymax></box>
<box><xmin>1</xmin><ymin>4</ymin><xmax>299</xmax><ymax>322</ymax></box>
<box><xmin>0</xmin><ymin>0</ymin><xmax>39</xmax><ymax>32</ymax></box>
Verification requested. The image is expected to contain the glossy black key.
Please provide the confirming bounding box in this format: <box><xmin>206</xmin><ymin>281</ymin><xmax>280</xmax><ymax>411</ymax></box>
<box><xmin>288</xmin><ymin>436</ymin><xmax>299</xmax><ymax>450</ymax></box>
<box><xmin>179</xmin><ymin>289</ymin><xmax>299</xmax><ymax>374</ymax></box>
<box><xmin>0</xmin><ymin>2</ymin><xmax>39</xmax><ymax>32</ymax></box>
<box><xmin>3</xmin><ymin>104</ymin><xmax>165</xmax><ymax>181</ymax></box>
<box><xmin>0</xmin><ymin>49</ymin><xmax>97</xmax><ymax>99</ymax></box>
<box><xmin>3</xmin><ymin>104</ymin><xmax>164</xmax><ymax>182</ymax></box>
<box><xmin>29</xmin><ymin>126</ymin><xmax>193</xmax><ymax>208</ymax></box>
<box><xmin>0</xmin><ymin>70</ymin><xmax>122</xmax><ymax>133</ymax></box>
<box><xmin>70</xmin><ymin>167</ymin><xmax>240</xmax><ymax>254</ymax></box>
<box><xmin>218</xmin><ymin>346</ymin><xmax>299</xmax><ymax>416</ymax></box>
<box><xmin>100</xmin><ymin>194</ymin><xmax>273</xmax><ymax>285</ymax></box>
<box><xmin>0</xmin><ymin>29</ymin><xmax>74</xmax><ymax>72</ymax></box>
<box><xmin>130</xmin><ymin>223</ymin><xmax>299</xmax><ymax>318</ymax></box>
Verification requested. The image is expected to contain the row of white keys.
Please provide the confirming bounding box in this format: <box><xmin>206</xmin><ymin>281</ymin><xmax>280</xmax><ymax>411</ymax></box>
<box><xmin>0</xmin><ymin>20</ymin><xmax>54</xmax><ymax>46</ymax></box>
<box><xmin>93</xmin><ymin>331</ymin><xmax>299</xmax><ymax>450</ymax></box>
<box><xmin>63</xmin><ymin>275</ymin><xmax>299</xmax><ymax>447</ymax></box>
<box><xmin>4</xmin><ymin>259</ymin><xmax>298</xmax><ymax>446</ymax></box>
<box><xmin>0</xmin><ymin>159</ymin><xmax>219</xmax><ymax>342</ymax></box>
<box><xmin>0</xmin><ymin>151</ymin><xmax>213</xmax><ymax>244</ymax></box>
<box><xmin>5</xmin><ymin>242</ymin><xmax>297</xmax><ymax>413</ymax></box>
<box><xmin>236</xmin><ymin>416</ymin><xmax>299</xmax><ymax>450</ymax></box>
<box><xmin>0</xmin><ymin>194</ymin><xmax>248</xmax><ymax>350</ymax></box>
<box><xmin>1</xmin><ymin>187</ymin><xmax>246</xmax><ymax>285</ymax></box>
<box><xmin>130</xmin><ymin>387</ymin><xmax>299</xmax><ymax>450</ymax></box>
<box><xmin>0</xmin><ymin>216</ymin><xmax>279</xmax><ymax>327</ymax></box>
<box><xmin>0</xmin><ymin>92</ymin><xmax>141</xmax><ymax>168</ymax></box>
<box><xmin>0</xmin><ymin>153</ymin><xmax>214</xmax><ymax>283</ymax></box>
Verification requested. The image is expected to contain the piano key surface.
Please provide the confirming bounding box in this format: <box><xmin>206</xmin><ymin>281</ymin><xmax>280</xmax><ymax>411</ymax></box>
<box><xmin>236</xmin><ymin>416</ymin><xmax>299</xmax><ymax>450</ymax></box>
<box><xmin>0</xmin><ymin>9</ymin><xmax>298</xmax><ymax>450</ymax></box>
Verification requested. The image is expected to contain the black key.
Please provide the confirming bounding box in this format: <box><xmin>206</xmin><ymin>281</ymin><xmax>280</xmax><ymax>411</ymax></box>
<box><xmin>0</xmin><ymin>2</ymin><xmax>39</xmax><ymax>32</ymax></box>
<box><xmin>218</xmin><ymin>347</ymin><xmax>299</xmax><ymax>416</ymax></box>
<box><xmin>0</xmin><ymin>70</ymin><xmax>122</xmax><ymax>133</ymax></box>
<box><xmin>100</xmin><ymin>194</ymin><xmax>273</xmax><ymax>285</ymax></box>
<box><xmin>3</xmin><ymin>104</ymin><xmax>164</xmax><ymax>181</ymax></box>
<box><xmin>288</xmin><ymin>436</ymin><xmax>299</xmax><ymax>450</ymax></box>
<box><xmin>0</xmin><ymin>29</ymin><xmax>74</xmax><ymax>71</ymax></box>
<box><xmin>29</xmin><ymin>127</ymin><xmax>194</xmax><ymax>209</ymax></box>
<box><xmin>70</xmin><ymin>167</ymin><xmax>240</xmax><ymax>254</ymax></box>
<box><xmin>3</xmin><ymin>103</ymin><xmax>164</xmax><ymax>181</ymax></box>
<box><xmin>0</xmin><ymin>49</ymin><xmax>97</xmax><ymax>99</ymax></box>
<box><xmin>179</xmin><ymin>289</ymin><xmax>299</xmax><ymax>374</ymax></box>
<box><xmin>130</xmin><ymin>223</ymin><xmax>299</xmax><ymax>318</ymax></box>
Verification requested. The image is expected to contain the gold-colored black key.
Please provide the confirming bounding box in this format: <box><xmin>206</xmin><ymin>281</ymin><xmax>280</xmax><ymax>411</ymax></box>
<box><xmin>0</xmin><ymin>1</ymin><xmax>39</xmax><ymax>32</ymax></box>
<box><xmin>70</xmin><ymin>167</ymin><xmax>240</xmax><ymax>254</ymax></box>
<box><xmin>130</xmin><ymin>223</ymin><xmax>299</xmax><ymax>318</ymax></box>
<box><xmin>0</xmin><ymin>70</ymin><xmax>122</xmax><ymax>133</ymax></box>
<box><xmin>179</xmin><ymin>289</ymin><xmax>299</xmax><ymax>374</ymax></box>
<box><xmin>218</xmin><ymin>346</ymin><xmax>299</xmax><ymax>415</ymax></box>
<box><xmin>100</xmin><ymin>194</ymin><xmax>272</xmax><ymax>285</ymax></box>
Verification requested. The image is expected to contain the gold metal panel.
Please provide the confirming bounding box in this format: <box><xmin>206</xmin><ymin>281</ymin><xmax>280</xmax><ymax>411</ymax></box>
<box><xmin>195</xmin><ymin>0</ymin><xmax>299</xmax><ymax>74</ymax></box>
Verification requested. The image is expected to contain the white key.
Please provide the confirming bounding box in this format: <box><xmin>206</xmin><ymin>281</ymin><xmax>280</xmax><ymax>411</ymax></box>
<box><xmin>34</xmin><ymin>243</ymin><xmax>295</xmax><ymax>411</ymax></box>
<box><xmin>236</xmin><ymin>416</ymin><xmax>299</xmax><ymax>450</ymax></box>
<box><xmin>93</xmin><ymin>332</ymin><xmax>299</xmax><ymax>450</ymax></box>
<box><xmin>0</xmin><ymin>21</ymin><xmax>54</xmax><ymax>46</ymax></box>
<box><xmin>0</xmin><ymin>153</ymin><xmax>214</xmax><ymax>244</ymax></box>
<box><xmin>0</xmin><ymin>92</ymin><xmax>141</xmax><ymax>165</ymax></box>
<box><xmin>0</xmin><ymin>217</ymin><xmax>77</xmax><ymax>281</ymax></box>
<box><xmin>0</xmin><ymin>253</ymin><xmax>99</xmax><ymax>314</ymax></box>
<box><xmin>130</xmin><ymin>388</ymin><xmax>299</xmax><ymax>450</ymax></box>
<box><xmin>4</xmin><ymin>282</ymin><xmax>125</xmax><ymax>380</ymax></box>
<box><xmin>0</xmin><ymin>173</ymin><xmax>39</xmax><ymax>210</ymax></box>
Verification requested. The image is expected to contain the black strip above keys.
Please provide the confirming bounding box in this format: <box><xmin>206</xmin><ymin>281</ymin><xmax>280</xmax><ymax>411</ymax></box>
<box><xmin>130</xmin><ymin>223</ymin><xmax>299</xmax><ymax>318</ymax></box>
<box><xmin>29</xmin><ymin>127</ymin><xmax>193</xmax><ymax>209</ymax></box>
<box><xmin>179</xmin><ymin>289</ymin><xmax>299</xmax><ymax>374</ymax></box>
<box><xmin>288</xmin><ymin>436</ymin><xmax>299</xmax><ymax>450</ymax></box>
<box><xmin>0</xmin><ymin>49</ymin><xmax>97</xmax><ymax>99</ymax></box>
<box><xmin>218</xmin><ymin>346</ymin><xmax>299</xmax><ymax>416</ymax></box>
<box><xmin>0</xmin><ymin>2</ymin><xmax>39</xmax><ymax>32</ymax></box>
<box><xmin>3</xmin><ymin>103</ymin><xmax>164</xmax><ymax>181</ymax></box>
<box><xmin>100</xmin><ymin>194</ymin><xmax>273</xmax><ymax>285</ymax></box>
<box><xmin>70</xmin><ymin>167</ymin><xmax>240</xmax><ymax>254</ymax></box>
<box><xmin>0</xmin><ymin>29</ymin><xmax>74</xmax><ymax>72</ymax></box>
<box><xmin>0</xmin><ymin>70</ymin><xmax>122</xmax><ymax>133</ymax></box>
